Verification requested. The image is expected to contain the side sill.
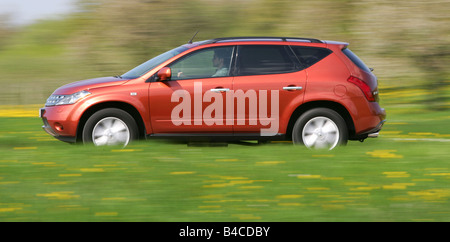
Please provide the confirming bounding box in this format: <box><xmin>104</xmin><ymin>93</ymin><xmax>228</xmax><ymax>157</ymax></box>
<box><xmin>146</xmin><ymin>133</ymin><xmax>286</xmax><ymax>141</ymax></box>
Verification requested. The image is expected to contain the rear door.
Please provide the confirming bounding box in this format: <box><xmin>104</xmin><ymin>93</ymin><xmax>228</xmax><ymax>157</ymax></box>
<box><xmin>232</xmin><ymin>44</ymin><xmax>307</xmax><ymax>136</ymax></box>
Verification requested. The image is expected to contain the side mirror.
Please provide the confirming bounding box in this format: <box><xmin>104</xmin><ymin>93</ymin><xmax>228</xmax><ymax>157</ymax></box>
<box><xmin>157</xmin><ymin>67</ymin><xmax>172</xmax><ymax>81</ymax></box>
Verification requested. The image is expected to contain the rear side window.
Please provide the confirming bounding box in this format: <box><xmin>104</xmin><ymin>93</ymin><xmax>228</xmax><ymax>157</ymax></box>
<box><xmin>342</xmin><ymin>48</ymin><xmax>371</xmax><ymax>73</ymax></box>
<box><xmin>290</xmin><ymin>46</ymin><xmax>332</xmax><ymax>69</ymax></box>
<box><xmin>236</xmin><ymin>45</ymin><xmax>299</xmax><ymax>75</ymax></box>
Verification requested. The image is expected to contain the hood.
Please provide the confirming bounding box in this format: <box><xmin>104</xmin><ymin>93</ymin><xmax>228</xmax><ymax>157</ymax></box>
<box><xmin>53</xmin><ymin>76</ymin><xmax>129</xmax><ymax>94</ymax></box>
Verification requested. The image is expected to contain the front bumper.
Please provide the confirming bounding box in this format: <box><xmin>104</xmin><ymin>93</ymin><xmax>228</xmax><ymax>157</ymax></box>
<box><xmin>40</xmin><ymin>108</ymin><xmax>77</xmax><ymax>143</ymax></box>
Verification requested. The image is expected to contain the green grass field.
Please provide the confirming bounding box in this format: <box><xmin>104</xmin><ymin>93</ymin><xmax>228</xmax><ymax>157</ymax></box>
<box><xmin>0</xmin><ymin>110</ymin><xmax>449</xmax><ymax>221</ymax></box>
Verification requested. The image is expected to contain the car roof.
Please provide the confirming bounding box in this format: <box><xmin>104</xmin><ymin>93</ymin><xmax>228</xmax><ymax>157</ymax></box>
<box><xmin>209</xmin><ymin>36</ymin><xmax>323</xmax><ymax>43</ymax></box>
<box><xmin>183</xmin><ymin>37</ymin><xmax>348</xmax><ymax>50</ymax></box>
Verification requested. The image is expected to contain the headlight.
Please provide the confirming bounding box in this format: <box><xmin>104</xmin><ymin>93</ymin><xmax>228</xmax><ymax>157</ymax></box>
<box><xmin>45</xmin><ymin>90</ymin><xmax>91</xmax><ymax>106</ymax></box>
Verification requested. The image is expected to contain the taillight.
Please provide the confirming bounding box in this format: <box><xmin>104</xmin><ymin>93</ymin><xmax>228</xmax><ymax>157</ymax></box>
<box><xmin>347</xmin><ymin>76</ymin><xmax>376</xmax><ymax>102</ymax></box>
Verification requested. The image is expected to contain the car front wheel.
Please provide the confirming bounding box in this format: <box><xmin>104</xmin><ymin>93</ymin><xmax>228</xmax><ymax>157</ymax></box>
<box><xmin>292</xmin><ymin>108</ymin><xmax>348</xmax><ymax>150</ymax></box>
<box><xmin>82</xmin><ymin>108</ymin><xmax>138</xmax><ymax>147</ymax></box>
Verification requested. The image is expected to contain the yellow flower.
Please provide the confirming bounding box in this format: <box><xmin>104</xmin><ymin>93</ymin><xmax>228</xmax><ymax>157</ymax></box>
<box><xmin>276</xmin><ymin>195</ymin><xmax>303</xmax><ymax>199</ymax></box>
<box><xmin>366</xmin><ymin>150</ymin><xmax>403</xmax><ymax>159</ymax></box>
<box><xmin>382</xmin><ymin>171</ymin><xmax>410</xmax><ymax>178</ymax></box>
<box><xmin>170</xmin><ymin>171</ymin><xmax>196</xmax><ymax>175</ymax></box>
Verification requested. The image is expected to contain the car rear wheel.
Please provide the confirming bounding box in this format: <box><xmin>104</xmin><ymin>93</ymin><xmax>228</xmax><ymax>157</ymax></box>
<box><xmin>292</xmin><ymin>108</ymin><xmax>348</xmax><ymax>150</ymax></box>
<box><xmin>82</xmin><ymin>108</ymin><xmax>138</xmax><ymax>147</ymax></box>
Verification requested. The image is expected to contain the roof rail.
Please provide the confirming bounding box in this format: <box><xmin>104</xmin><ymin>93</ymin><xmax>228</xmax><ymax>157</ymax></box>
<box><xmin>210</xmin><ymin>37</ymin><xmax>323</xmax><ymax>44</ymax></box>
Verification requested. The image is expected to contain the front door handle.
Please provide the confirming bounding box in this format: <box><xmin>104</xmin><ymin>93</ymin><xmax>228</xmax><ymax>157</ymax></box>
<box><xmin>210</xmin><ymin>88</ymin><xmax>230</xmax><ymax>93</ymax></box>
<box><xmin>283</xmin><ymin>86</ymin><xmax>303</xmax><ymax>91</ymax></box>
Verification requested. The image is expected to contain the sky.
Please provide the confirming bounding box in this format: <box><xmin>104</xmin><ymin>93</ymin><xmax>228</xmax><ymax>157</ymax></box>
<box><xmin>0</xmin><ymin>0</ymin><xmax>76</xmax><ymax>26</ymax></box>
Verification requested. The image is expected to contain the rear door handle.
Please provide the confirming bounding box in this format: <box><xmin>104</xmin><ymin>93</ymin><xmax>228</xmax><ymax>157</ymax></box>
<box><xmin>283</xmin><ymin>86</ymin><xmax>303</xmax><ymax>91</ymax></box>
<box><xmin>210</xmin><ymin>88</ymin><xmax>230</xmax><ymax>93</ymax></box>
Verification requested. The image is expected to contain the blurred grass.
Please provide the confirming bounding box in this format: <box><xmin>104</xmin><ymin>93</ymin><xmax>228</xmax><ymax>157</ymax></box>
<box><xmin>0</xmin><ymin>110</ymin><xmax>449</xmax><ymax>221</ymax></box>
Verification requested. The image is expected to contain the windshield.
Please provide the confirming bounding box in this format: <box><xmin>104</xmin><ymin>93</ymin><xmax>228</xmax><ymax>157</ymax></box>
<box><xmin>121</xmin><ymin>46</ymin><xmax>189</xmax><ymax>79</ymax></box>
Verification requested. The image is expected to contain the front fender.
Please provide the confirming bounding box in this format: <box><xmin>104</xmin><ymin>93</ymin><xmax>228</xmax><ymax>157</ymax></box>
<box><xmin>68</xmin><ymin>86</ymin><xmax>152</xmax><ymax>137</ymax></box>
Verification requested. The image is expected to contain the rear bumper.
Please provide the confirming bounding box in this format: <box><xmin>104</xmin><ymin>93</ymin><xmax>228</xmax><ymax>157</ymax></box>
<box><xmin>365</xmin><ymin>119</ymin><xmax>386</xmax><ymax>136</ymax></box>
<box><xmin>353</xmin><ymin>119</ymin><xmax>386</xmax><ymax>140</ymax></box>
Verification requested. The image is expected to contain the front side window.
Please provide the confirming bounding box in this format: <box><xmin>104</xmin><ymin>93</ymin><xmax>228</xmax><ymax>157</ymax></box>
<box><xmin>169</xmin><ymin>46</ymin><xmax>234</xmax><ymax>80</ymax></box>
<box><xmin>236</xmin><ymin>45</ymin><xmax>299</xmax><ymax>76</ymax></box>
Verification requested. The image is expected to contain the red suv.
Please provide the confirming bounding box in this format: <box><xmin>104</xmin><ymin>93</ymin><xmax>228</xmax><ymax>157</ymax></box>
<box><xmin>40</xmin><ymin>37</ymin><xmax>386</xmax><ymax>150</ymax></box>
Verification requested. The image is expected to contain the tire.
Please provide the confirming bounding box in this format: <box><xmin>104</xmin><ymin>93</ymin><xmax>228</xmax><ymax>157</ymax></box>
<box><xmin>82</xmin><ymin>108</ymin><xmax>139</xmax><ymax>147</ymax></box>
<box><xmin>292</xmin><ymin>108</ymin><xmax>348</xmax><ymax>150</ymax></box>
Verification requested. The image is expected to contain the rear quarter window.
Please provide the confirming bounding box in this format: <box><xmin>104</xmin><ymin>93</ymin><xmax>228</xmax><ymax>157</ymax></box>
<box><xmin>342</xmin><ymin>48</ymin><xmax>371</xmax><ymax>73</ymax></box>
<box><xmin>290</xmin><ymin>46</ymin><xmax>332</xmax><ymax>69</ymax></box>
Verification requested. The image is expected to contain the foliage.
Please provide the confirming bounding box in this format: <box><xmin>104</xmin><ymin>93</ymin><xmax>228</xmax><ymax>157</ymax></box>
<box><xmin>0</xmin><ymin>0</ymin><xmax>448</xmax><ymax>107</ymax></box>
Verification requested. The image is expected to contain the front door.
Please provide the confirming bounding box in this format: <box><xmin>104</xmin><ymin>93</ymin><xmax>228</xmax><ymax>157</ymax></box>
<box><xmin>149</xmin><ymin>46</ymin><xmax>235</xmax><ymax>134</ymax></box>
